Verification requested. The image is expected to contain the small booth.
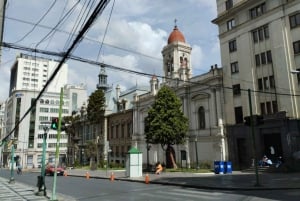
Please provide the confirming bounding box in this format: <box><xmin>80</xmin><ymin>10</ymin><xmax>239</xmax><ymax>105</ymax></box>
<box><xmin>126</xmin><ymin>147</ymin><xmax>142</xmax><ymax>178</ymax></box>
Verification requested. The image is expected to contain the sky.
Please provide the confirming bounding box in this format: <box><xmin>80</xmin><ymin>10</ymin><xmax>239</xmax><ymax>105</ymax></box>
<box><xmin>0</xmin><ymin>0</ymin><xmax>221</xmax><ymax>103</ymax></box>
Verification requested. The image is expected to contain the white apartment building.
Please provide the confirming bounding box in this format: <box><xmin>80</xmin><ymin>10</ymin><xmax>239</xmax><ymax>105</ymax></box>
<box><xmin>3</xmin><ymin>53</ymin><xmax>87</xmax><ymax>169</ymax></box>
<box><xmin>213</xmin><ymin>0</ymin><xmax>300</xmax><ymax>169</ymax></box>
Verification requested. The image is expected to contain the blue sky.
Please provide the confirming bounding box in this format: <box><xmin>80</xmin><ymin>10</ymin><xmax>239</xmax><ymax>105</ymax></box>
<box><xmin>0</xmin><ymin>0</ymin><xmax>220</xmax><ymax>102</ymax></box>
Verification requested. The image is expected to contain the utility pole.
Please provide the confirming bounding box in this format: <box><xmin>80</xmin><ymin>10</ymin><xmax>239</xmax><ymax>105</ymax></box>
<box><xmin>247</xmin><ymin>89</ymin><xmax>260</xmax><ymax>186</ymax></box>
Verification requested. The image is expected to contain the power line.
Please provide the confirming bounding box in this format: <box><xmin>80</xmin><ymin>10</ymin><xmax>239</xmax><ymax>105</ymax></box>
<box><xmin>0</xmin><ymin>0</ymin><xmax>111</xmax><ymax>143</ymax></box>
<box><xmin>2</xmin><ymin>41</ymin><xmax>300</xmax><ymax>99</ymax></box>
<box><xmin>12</xmin><ymin>0</ymin><xmax>58</xmax><ymax>44</ymax></box>
<box><xmin>5</xmin><ymin>16</ymin><xmax>162</xmax><ymax>61</ymax></box>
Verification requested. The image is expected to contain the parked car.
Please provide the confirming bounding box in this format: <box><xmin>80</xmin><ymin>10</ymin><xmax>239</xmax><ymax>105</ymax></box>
<box><xmin>45</xmin><ymin>164</ymin><xmax>64</xmax><ymax>176</ymax></box>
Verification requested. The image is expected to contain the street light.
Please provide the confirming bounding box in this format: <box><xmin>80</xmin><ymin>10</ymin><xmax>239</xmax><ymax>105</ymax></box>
<box><xmin>194</xmin><ymin>137</ymin><xmax>199</xmax><ymax>170</ymax></box>
<box><xmin>8</xmin><ymin>138</ymin><xmax>17</xmax><ymax>184</ymax></box>
<box><xmin>36</xmin><ymin>126</ymin><xmax>48</xmax><ymax>196</ymax></box>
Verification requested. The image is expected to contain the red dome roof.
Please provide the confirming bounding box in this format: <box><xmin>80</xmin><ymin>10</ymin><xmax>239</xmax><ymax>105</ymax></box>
<box><xmin>167</xmin><ymin>26</ymin><xmax>185</xmax><ymax>44</ymax></box>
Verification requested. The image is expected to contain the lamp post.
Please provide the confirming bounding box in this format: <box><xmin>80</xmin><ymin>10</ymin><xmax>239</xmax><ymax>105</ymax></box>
<box><xmin>37</xmin><ymin>126</ymin><xmax>48</xmax><ymax>196</ymax></box>
<box><xmin>194</xmin><ymin>137</ymin><xmax>199</xmax><ymax>170</ymax></box>
<box><xmin>8</xmin><ymin>138</ymin><xmax>17</xmax><ymax>183</ymax></box>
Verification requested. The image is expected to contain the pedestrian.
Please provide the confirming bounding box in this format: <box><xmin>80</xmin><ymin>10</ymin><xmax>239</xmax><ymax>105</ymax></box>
<box><xmin>17</xmin><ymin>164</ymin><xmax>22</xmax><ymax>175</ymax></box>
<box><xmin>155</xmin><ymin>162</ymin><xmax>163</xmax><ymax>175</ymax></box>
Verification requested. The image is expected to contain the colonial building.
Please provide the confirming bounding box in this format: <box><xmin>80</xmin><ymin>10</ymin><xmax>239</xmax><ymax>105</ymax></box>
<box><xmin>212</xmin><ymin>0</ymin><xmax>300</xmax><ymax>169</ymax></box>
<box><xmin>132</xmin><ymin>25</ymin><xmax>226</xmax><ymax>168</ymax></box>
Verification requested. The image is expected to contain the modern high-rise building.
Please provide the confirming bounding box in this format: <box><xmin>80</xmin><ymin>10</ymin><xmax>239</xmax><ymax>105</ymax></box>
<box><xmin>2</xmin><ymin>53</ymin><xmax>87</xmax><ymax>169</ymax></box>
<box><xmin>213</xmin><ymin>0</ymin><xmax>300</xmax><ymax>168</ymax></box>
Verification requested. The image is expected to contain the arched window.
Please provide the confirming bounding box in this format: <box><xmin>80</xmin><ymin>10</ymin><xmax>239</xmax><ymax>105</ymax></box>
<box><xmin>198</xmin><ymin>106</ymin><xmax>205</xmax><ymax>129</ymax></box>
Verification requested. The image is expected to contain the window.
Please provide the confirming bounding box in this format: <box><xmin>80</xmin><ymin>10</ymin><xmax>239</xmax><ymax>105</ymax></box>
<box><xmin>255</xmin><ymin>54</ymin><xmax>260</xmax><ymax>66</ymax></box>
<box><xmin>234</xmin><ymin>106</ymin><xmax>243</xmax><ymax>124</ymax></box>
<box><xmin>260</xmin><ymin>103</ymin><xmax>266</xmax><ymax>115</ymax></box>
<box><xmin>256</xmin><ymin>50</ymin><xmax>272</xmax><ymax>66</ymax></box>
<box><xmin>229</xmin><ymin>40</ymin><xmax>237</xmax><ymax>52</ymax></box>
<box><xmin>266</xmin><ymin>50</ymin><xmax>272</xmax><ymax>63</ymax></box>
<box><xmin>225</xmin><ymin>0</ymin><xmax>233</xmax><ymax>10</ymax></box>
<box><xmin>266</xmin><ymin>102</ymin><xmax>272</xmax><ymax>114</ymax></box>
<box><xmin>263</xmin><ymin>77</ymin><xmax>269</xmax><ymax>89</ymax></box>
<box><xmin>264</xmin><ymin>26</ymin><xmax>269</xmax><ymax>39</ymax></box>
<box><xmin>231</xmin><ymin>62</ymin><xmax>239</xmax><ymax>73</ymax></box>
<box><xmin>269</xmin><ymin>76</ymin><xmax>275</xmax><ymax>88</ymax></box>
<box><xmin>198</xmin><ymin>106</ymin><xmax>205</xmax><ymax>129</ymax></box>
<box><xmin>252</xmin><ymin>25</ymin><xmax>270</xmax><ymax>43</ymax></box>
<box><xmin>232</xmin><ymin>84</ymin><xmax>241</xmax><ymax>95</ymax></box>
<box><xmin>293</xmin><ymin>40</ymin><xmax>300</xmax><ymax>54</ymax></box>
<box><xmin>250</xmin><ymin>3</ymin><xmax>266</xmax><ymax>19</ymax></box>
<box><xmin>227</xmin><ymin>19</ymin><xmax>235</xmax><ymax>30</ymax></box>
<box><xmin>261</xmin><ymin>52</ymin><xmax>266</xmax><ymax>64</ymax></box>
<box><xmin>290</xmin><ymin>13</ymin><xmax>300</xmax><ymax>29</ymax></box>
<box><xmin>258</xmin><ymin>78</ymin><xmax>263</xmax><ymax>90</ymax></box>
<box><xmin>272</xmin><ymin>101</ymin><xmax>278</xmax><ymax>113</ymax></box>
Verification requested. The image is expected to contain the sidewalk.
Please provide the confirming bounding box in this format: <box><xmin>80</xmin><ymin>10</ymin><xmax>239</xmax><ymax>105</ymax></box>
<box><xmin>65</xmin><ymin>168</ymin><xmax>300</xmax><ymax>190</ymax></box>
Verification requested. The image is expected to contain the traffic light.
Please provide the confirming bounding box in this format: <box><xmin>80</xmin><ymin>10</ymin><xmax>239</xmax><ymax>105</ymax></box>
<box><xmin>51</xmin><ymin>118</ymin><xmax>58</xmax><ymax>130</ymax></box>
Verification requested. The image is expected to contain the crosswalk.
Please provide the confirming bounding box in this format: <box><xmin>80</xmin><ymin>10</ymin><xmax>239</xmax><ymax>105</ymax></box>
<box><xmin>0</xmin><ymin>178</ymin><xmax>48</xmax><ymax>201</ymax></box>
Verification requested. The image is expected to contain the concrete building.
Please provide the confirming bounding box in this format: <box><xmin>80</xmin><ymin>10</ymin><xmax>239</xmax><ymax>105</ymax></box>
<box><xmin>2</xmin><ymin>53</ymin><xmax>87</xmax><ymax>169</ymax></box>
<box><xmin>212</xmin><ymin>0</ymin><xmax>300</xmax><ymax>169</ymax></box>
<box><xmin>132</xmin><ymin>25</ymin><xmax>226</xmax><ymax>168</ymax></box>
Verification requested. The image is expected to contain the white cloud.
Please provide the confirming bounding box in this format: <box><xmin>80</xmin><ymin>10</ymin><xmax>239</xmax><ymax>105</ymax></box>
<box><xmin>1</xmin><ymin>0</ymin><xmax>221</xmax><ymax>101</ymax></box>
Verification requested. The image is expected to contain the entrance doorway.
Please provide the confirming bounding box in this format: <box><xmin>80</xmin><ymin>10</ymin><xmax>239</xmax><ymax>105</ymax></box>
<box><xmin>263</xmin><ymin>133</ymin><xmax>282</xmax><ymax>161</ymax></box>
<box><xmin>237</xmin><ymin>138</ymin><xmax>248</xmax><ymax>169</ymax></box>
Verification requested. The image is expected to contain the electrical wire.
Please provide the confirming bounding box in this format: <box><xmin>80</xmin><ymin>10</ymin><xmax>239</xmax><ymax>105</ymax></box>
<box><xmin>0</xmin><ymin>0</ymin><xmax>111</xmax><ymax>143</ymax></box>
<box><xmin>96</xmin><ymin>0</ymin><xmax>115</xmax><ymax>62</ymax></box>
<box><xmin>2</xmin><ymin>41</ymin><xmax>300</xmax><ymax>98</ymax></box>
<box><xmin>5</xmin><ymin>16</ymin><xmax>162</xmax><ymax>61</ymax></box>
<box><xmin>12</xmin><ymin>0</ymin><xmax>57</xmax><ymax>44</ymax></box>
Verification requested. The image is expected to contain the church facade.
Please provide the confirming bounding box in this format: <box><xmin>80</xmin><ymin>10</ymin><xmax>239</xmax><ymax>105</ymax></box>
<box><xmin>132</xmin><ymin>25</ymin><xmax>227</xmax><ymax>168</ymax></box>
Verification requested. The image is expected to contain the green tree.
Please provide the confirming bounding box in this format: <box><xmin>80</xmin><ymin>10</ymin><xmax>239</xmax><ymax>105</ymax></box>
<box><xmin>87</xmin><ymin>88</ymin><xmax>106</xmax><ymax>167</ymax></box>
<box><xmin>145</xmin><ymin>85</ymin><xmax>189</xmax><ymax>169</ymax></box>
<box><xmin>63</xmin><ymin>115</ymin><xmax>80</xmax><ymax>166</ymax></box>
<box><xmin>85</xmin><ymin>140</ymin><xmax>97</xmax><ymax>170</ymax></box>
<box><xmin>87</xmin><ymin>89</ymin><xmax>105</xmax><ymax>123</ymax></box>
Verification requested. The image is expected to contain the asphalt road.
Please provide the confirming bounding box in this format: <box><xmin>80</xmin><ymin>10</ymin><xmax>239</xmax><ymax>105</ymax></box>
<box><xmin>0</xmin><ymin>169</ymin><xmax>299</xmax><ymax>201</ymax></box>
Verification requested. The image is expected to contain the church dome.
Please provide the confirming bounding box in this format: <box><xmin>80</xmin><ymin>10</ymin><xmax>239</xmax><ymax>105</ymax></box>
<box><xmin>167</xmin><ymin>25</ymin><xmax>185</xmax><ymax>44</ymax></box>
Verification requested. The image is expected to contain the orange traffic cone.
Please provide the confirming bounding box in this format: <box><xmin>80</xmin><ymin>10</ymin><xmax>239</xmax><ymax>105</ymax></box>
<box><xmin>145</xmin><ymin>173</ymin><xmax>150</xmax><ymax>184</ymax></box>
<box><xmin>110</xmin><ymin>172</ymin><xmax>114</xmax><ymax>181</ymax></box>
<box><xmin>63</xmin><ymin>171</ymin><xmax>68</xmax><ymax>177</ymax></box>
<box><xmin>86</xmin><ymin>171</ymin><xmax>90</xmax><ymax>179</ymax></box>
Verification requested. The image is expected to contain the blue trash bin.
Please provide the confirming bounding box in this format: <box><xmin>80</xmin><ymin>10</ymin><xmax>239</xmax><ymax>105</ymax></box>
<box><xmin>224</xmin><ymin>161</ymin><xmax>232</xmax><ymax>174</ymax></box>
<box><xmin>214</xmin><ymin>161</ymin><xmax>224</xmax><ymax>174</ymax></box>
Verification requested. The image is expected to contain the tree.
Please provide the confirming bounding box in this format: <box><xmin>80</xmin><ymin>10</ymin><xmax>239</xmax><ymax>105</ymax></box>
<box><xmin>85</xmin><ymin>140</ymin><xmax>97</xmax><ymax>170</ymax></box>
<box><xmin>63</xmin><ymin>115</ymin><xmax>80</xmax><ymax>166</ymax></box>
<box><xmin>87</xmin><ymin>89</ymin><xmax>105</xmax><ymax>123</ymax></box>
<box><xmin>145</xmin><ymin>85</ymin><xmax>189</xmax><ymax>169</ymax></box>
<box><xmin>87</xmin><ymin>88</ymin><xmax>106</xmax><ymax>167</ymax></box>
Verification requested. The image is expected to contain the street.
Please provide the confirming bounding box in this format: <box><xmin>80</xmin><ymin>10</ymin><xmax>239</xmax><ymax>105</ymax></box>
<box><xmin>0</xmin><ymin>169</ymin><xmax>299</xmax><ymax>201</ymax></box>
